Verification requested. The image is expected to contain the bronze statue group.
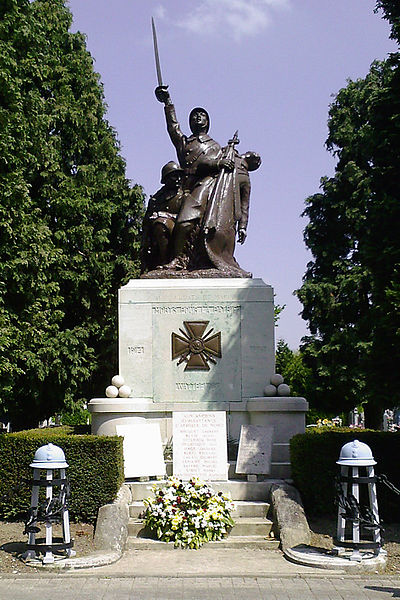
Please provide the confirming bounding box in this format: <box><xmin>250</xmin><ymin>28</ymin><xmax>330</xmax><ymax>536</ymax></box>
<box><xmin>142</xmin><ymin>85</ymin><xmax>261</xmax><ymax>278</ymax></box>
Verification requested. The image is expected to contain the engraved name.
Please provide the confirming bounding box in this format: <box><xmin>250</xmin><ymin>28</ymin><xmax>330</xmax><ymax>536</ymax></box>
<box><xmin>153</xmin><ymin>305</ymin><xmax>240</xmax><ymax>316</ymax></box>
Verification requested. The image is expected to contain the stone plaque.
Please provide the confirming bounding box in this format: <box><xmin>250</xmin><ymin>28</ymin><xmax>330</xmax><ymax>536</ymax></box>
<box><xmin>235</xmin><ymin>425</ymin><xmax>273</xmax><ymax>475</ymax></box>
<box><xmin>116</xmin><ymin>423</ymin><xmax>166</xmax><ymax>479</ymax></box>
<box><xmin>173</xmin><ymin>411</ymin><xmax>228</xmax><ymax>481</ymax></box>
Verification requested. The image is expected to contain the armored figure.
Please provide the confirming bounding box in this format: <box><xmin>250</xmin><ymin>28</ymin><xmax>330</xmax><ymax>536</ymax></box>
<box><xmin>142</xmin><ymin>161</ymin><xmax>184</xmax><ymax>270</ymax></box>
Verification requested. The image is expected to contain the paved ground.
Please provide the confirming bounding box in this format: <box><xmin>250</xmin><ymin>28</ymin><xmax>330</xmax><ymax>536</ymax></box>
<box><xmin>0</xmin><ymin>547</ymin><xmax>399</xmax><ymax>599</ymax></box>
<box><xmin>0</xmin><ymin>573</ymin><xmax>399</xmax><ymax>599</ymax></box>
<box><xmin>75</xmin><ymin>547</ymin><xmax>337</xmax><ymax>577</ymax></box>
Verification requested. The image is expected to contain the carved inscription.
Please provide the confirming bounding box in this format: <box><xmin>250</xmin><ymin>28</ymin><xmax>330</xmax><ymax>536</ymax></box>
<box><xmin>236</xmin><ymin>425</ymin><xmax>274</xmax><ymax>475</ymax></box>
<box><xmin>173</xmin><ymin>411</ymin><xmax>228</xmax><ymax>481</ymax></box>
<box><xmin>127</xmin><ymin>345</ymin><xmax>145</xmax><ymax>355</ymax></box>
<box><xmin>175</xmin><ymin>382</ymin><xmax>220</xmax><ymax>391</ymax></box>
<box><xmin>153</xmin><ymin>305</ymin><xmax>240</xmax><ymax>316</ymax></box>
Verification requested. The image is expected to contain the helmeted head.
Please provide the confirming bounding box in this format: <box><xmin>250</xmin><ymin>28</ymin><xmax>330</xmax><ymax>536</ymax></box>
<box><xmin>160</xmin><ymin>161</ymin><xmax>184</xmax><ymax>185</ymax></box>
<box><xmin>242</xmin><ymin>151</ymin><xmax>262</xmax><ymax>172</ymax></box>
<box><xmin>189</xmin><ymin>107</ymin><xmax>210</xmax><ymax>134</ymax></box>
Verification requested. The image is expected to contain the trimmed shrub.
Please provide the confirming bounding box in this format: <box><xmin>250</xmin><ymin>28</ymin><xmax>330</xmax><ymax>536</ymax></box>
<box><xmin>290</xmin><ymin>428</ymin><xmax>400</xmax><ymax>522</ymax></box>
<box><xmin>0</xmin><ymin>426</ymin><xmax>124</xmax><ymax>523</ymax></box>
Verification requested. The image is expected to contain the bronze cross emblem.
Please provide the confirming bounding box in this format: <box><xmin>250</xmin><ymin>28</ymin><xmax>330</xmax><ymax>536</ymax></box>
<box><xmin>171</xmin><ymin>321</ymin><xmax>222</xmax><ymax>371</ymax></box>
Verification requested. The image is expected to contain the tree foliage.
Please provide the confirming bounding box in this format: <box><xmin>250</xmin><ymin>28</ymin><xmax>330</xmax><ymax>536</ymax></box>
<box><xmin>275</xmin><ymin>339</ymin><xmax>313</xmax><ymax>400</ymax></box>
<box><xmin>0</xmin><ymin>0</ymin><xmax>144</xmax><ymax>428</ymax></box>
<box><xmin>296</xmin><ymin>2</ymin><xmax>400</xmax><ymax>427</ymax></box>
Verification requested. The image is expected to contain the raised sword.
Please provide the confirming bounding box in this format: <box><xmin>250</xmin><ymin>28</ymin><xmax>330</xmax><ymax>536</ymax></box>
<box><xmin>151</xmin><ymin>17</ymin><xmax>164</xmax><ymax>87</ymax></box>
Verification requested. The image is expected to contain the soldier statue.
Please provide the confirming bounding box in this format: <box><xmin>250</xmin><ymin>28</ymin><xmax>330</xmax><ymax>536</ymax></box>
<box><xmin>142</xmin><ymin>161</ymin><xmax>184</xmax><ymax>271</ymax></box>
<box><xmin>152</xmin><ymin>86</ymin><xmax>259</xmax><ymax>277</ymax></box>
<box><xmin>143</xmin><ymin>20</ymin><xmax>261</xmax><ymax>278</ymax></box>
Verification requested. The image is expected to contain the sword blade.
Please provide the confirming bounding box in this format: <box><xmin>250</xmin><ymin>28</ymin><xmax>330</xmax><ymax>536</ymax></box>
<box><xmin>151</xmin><ymin>17</ymin><xmax>163</xmax><ymax>87</ymax></box>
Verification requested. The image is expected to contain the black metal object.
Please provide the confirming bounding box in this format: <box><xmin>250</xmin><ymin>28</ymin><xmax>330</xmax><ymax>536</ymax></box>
<box><xmin>334</xmin><ymin>473</ymin><xmax>385</xmax><ymax>551</ymax></box>
<box><xmin>332</xmin><ymin>538</ymin><xmax>381</xmax><ymax>550</ymax></box>
<box><xmin>29</xmin><ymin>478</ymin><xmax>68</xmax><ymax>487</ymax></box>
<box><xmin>27</xmin><ymin>541</ymin><xmax>74</xmax><ymax>552</ymax></box>
<box><xmin>377</xmin><ymin>473</ymin><xmax>400</xmax><ymax>496</ymax></box>
<box><xmin>23</xmin><ymin>479</ymin><xmax>70</xmax><ymax>536</ymax></box>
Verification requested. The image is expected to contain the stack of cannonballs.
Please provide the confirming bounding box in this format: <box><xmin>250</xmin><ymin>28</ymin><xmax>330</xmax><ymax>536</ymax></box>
<box><xmin>264</xmin><ymin>374</ymin><xmax>291</xmax><ymax>397</ymax></box>
<box><xmin>105</xmin><ymin>375</ymin><xmax>132</xmax><ymax>398</ymax></box>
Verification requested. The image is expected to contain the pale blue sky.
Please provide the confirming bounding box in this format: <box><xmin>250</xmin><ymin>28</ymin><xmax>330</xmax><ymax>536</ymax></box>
<box><xmin>68</xmin><ymin>0</ymin><xmax>397</xmax><ymax>348</ymax></box>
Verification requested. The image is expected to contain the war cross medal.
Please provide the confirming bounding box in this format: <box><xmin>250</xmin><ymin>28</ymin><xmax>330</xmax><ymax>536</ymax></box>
<box><xmin>171</xmin><ymin>321</ymin><xmax>222</xmax><ymax>371</ymax></box>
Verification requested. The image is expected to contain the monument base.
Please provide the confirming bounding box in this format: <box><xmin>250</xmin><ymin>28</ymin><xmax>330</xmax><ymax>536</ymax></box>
<box><xmin>89</xmin><ymin>276</ymin><xmax>308</xmax><ymax>479</ymax></box>
<box><xmin>89</xmin><ymin>396</ymin><xmax>308</xmax><ymax>479</ymax></box>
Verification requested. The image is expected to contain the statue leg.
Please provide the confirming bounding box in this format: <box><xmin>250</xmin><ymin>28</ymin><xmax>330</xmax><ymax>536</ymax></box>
<box><xmin>152</xmin><ymin>222</ymin><xmax>170</xmax><ymax>265</ymax></box>
<box><xmin>173</xmin><ymin>221</ymin><xmax>194</xmax><ymax>257</ymax></box>
<box><xmin>159</xmin><ymin>220</ymin><xmax>196</xmax><ymax>270</ymax></box>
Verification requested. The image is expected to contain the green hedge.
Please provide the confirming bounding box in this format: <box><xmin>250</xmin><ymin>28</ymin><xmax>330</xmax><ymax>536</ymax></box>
<box><xmin>0</xmin><ymin>426</ymin><xmax>124</xmax><ymax>523</ymax></box>
<box><xmin>290</xmin><ymin>428</ymin><xmax>400</xmax><ymax>523</ymax></box>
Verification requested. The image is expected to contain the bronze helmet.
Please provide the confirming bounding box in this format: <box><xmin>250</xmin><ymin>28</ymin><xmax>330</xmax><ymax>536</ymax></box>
<box><xmin>189</xmin><ymin>107</ymin><xmax>210</xmax><ymax>133</ymax></box>
<box><xmin>160</xmin><ymin>161</ymin><xmax>184</xmax><ymax>184</ymax></box>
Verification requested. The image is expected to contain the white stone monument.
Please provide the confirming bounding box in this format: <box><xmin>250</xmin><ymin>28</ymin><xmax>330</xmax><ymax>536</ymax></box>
<box><xmin>89</xmin><ymin>277</ymin><xmax>308</xmax><ymax>479</ymax></box>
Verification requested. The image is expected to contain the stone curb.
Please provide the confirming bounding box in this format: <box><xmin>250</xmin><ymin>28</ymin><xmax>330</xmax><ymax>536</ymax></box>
<box><xmin>25</xmin><ymin>550</ymin><xmax>121</xmax><ymax>570</ymax></box>
<box><xmin>25</xmin><ymin>484</ymin><xmax>131</xmax><ymax>570</ymax></box>
<box><xmin>270</xmin><ymin>482</ymin><xmax>387</xmax><ymax>573</ymax></box>
<box><xmin>284</xmin><ymin>545</ymin><xmax>387</xmax><ymax>573</ymax></box>
<box><xmin>270</xmin><ymin>481</ymin><xmax>311</xmax><ymax>551</ymax></box>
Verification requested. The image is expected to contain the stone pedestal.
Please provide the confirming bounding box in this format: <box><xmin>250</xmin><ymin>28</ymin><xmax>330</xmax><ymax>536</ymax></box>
<box><xmin>89</xmin><ymin>278</ymin><xmax>308</xmax><ymax>479</ymax></box>
<box><xmin>118</xmin><ymin>277</ymin><xmax>274</xmax><ymax>402</ymax></box>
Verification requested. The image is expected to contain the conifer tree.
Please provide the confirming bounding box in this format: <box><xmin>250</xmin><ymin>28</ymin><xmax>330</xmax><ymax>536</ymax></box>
<box><xmin>297</xmin><ymin>1</ymin><xmax>400</xmax><ymax>427</ymax></box>
<box><xmin>0</xmin><ymin>0</ymin><xmax>144</xmax><ymax>428</ymax></box>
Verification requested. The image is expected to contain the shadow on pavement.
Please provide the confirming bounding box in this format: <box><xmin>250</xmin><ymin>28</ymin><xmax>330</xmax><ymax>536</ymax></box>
<box><xmin>365</xmin><ymin>586</ymin><xmax>400</xmax><ymax>598</ymax></box>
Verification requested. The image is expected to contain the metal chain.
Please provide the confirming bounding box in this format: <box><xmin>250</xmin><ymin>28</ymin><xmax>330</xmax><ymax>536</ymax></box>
<box><xmin>334</xmin><ymin>477</ymin><xmax>384</xmax><ymax>537</ymax></box>
<box><xmin>377</xmin><ymin>473</ymin><xmax>400</xmax><ymax>496</ymax></box>
<box><xmin>24</xmin><ymin>481</ymin><xmax>70</xmax><ymax>534</ymax></box>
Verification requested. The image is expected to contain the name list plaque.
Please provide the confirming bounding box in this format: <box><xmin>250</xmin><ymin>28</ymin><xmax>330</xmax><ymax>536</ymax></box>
<box><xmin>173</xmin><ymin>411</ymin><xmax>228</xmax><ymax>481</ymax></box>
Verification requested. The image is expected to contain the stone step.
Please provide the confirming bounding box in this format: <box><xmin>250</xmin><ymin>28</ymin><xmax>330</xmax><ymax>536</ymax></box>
<box><xmin>127</xmin><ymin>516</ymin><xmax>273</xmax><ymax>538</ymax></box>
<box><xmin>125</xmin><ymin>535</ymin><xmax>279</xmax><ymax>551</ymax></box>
<box><xmin>233</xmin><ymin>500</ymin><xmax>269</xmax><ymax>518</ymax></box>
<box><xmin>128</xmin><ymin>519</ymin><xmax>147</xmax><ymax>537</ymax></box>
<box><xmin>125</xmin><ymin>480</ymin><xmax>279</xmax><ymax>501</ymax></box>
<box><xmin>128</xmin><ymin>499</ymin><xmax>270</xmax><ymax>519</ymax></box>
<box><xmin>129</xmin><ymin>501</ymin><xmax>146</xmax><ymax>519</ymax></box>
<box><xmin>230</xmin><ymin>517</ymin><xmax>272</xmax><ymax>537</ymax></box>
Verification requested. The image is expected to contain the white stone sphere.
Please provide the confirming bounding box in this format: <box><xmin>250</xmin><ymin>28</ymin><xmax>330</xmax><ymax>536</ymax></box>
<box><xmin>263</xmin><ymin>384</ymin><xmax>277</xmax><ymax>397</ymax></box>
<box><xmin>271</xmin><ymin>373</ymin><xmax>284</xmax><ymax>386</ymax></box>
<box><xmin>111</xmin><ymin>375</ymin><xmax>125</xmax><ymax>388</ymax></box>
<box><xmin>277</xmin><ymin>383</ymin><xmax>291</xmax><ymax>396</ymax></box>
<box><xmin>118</xmin><ymin>384</ymin><xmax>131</xmax><ymax>398</ymax></box>
<box><xmin>105</xmin><ymin>385</ymin><xmax>119</xmax><ymax>398</ymax></box>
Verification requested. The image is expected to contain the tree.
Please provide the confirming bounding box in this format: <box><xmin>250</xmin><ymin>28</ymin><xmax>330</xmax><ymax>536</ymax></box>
<box><xmin>296</xmin><ymin>2</ymin><xmax>400</xmax><ymax>428</ymax></box>
<box><xmin>275</xmin><ymin>339</ymin><xmax>313</xmax><ymax>400</ymax></box>
<box><xmin>0</xmin><ymin>0</ymin><xmax>144</xmax><ymax>429</ymax></box>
